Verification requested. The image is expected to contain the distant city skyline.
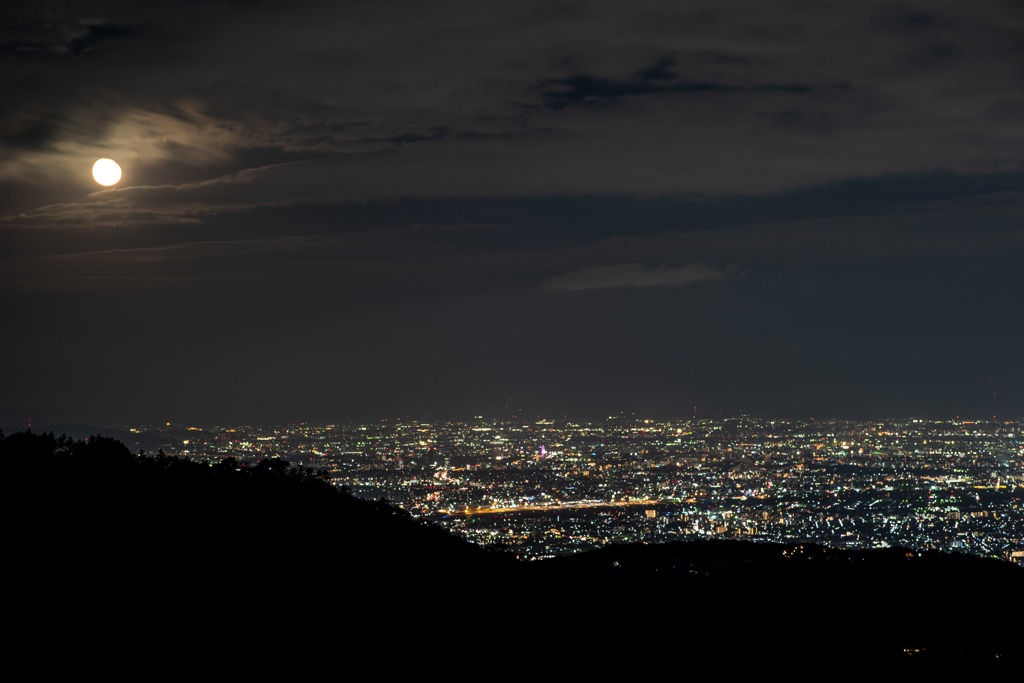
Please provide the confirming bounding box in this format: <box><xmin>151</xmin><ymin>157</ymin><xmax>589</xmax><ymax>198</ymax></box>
<box><xmin>102</xmin><ymin>415</ymin><xmax>1023</xmax><ymax>564</ymax></box>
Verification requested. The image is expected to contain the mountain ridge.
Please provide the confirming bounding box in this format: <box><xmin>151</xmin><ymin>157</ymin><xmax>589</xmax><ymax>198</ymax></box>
<box><xmin>6</xmin><ymin>429</ymin><xmax>1019</xmax><ymax>669</ymax></box>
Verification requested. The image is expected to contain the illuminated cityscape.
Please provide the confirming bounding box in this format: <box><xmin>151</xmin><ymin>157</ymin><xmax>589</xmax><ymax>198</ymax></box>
<box><xmin>135</xmin><ymin>415</ymin><xmax>1023</xmax><ymax>564</ymax></box>
<box><xmin>5</xmin><ymin>0</ymin><xmax>1022</xmax><ymax>666</ymax></box>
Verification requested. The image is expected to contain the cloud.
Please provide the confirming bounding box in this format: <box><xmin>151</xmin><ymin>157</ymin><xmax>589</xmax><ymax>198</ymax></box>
<box><xmin>4</xmin><ymin>0</ymin><xmax>1024</xmax><ymax>211</ymax></box>
<box><xmin>538</xmin><ymin>67</ymin><xmax>814</xmax><ymax>110</ymax></box>
<box><xmin>543</xmin><ymin>262</ymin><xmax>731</xmax><ymax>291</ymax></box>
<box><xmin>3</xmin><ymin>1</ymin><xmax>1024</xmax><ymax>284</ymax></box>
<box><xmin>0</xmin><ymin>101</ymin><xmax>241</xmax><ymax>191</ymax></box>
<box><xmin>0</xmin><ymin>18</ymin><xmax>134</xmax><ymax>57</ymax></box>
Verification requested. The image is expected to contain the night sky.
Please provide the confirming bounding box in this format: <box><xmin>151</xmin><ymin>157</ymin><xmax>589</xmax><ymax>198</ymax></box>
<box><xmin>2</xmin><ymin>1</ymin><xmax>1022</xmax><ymax>425</ymax></box>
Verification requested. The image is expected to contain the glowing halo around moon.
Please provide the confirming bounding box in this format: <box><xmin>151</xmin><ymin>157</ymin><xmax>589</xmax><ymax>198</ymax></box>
<box><xmin>92</xmin><ymin>158</ymin><xmax>122</xmax><ymax>186</ymax></box>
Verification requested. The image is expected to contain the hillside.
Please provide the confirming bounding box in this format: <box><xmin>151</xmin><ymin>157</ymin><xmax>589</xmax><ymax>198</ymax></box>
<box><xmin>6</xmin><ymin>430</ymin><xmax>1020</xmax><ymax>671</ymax></box>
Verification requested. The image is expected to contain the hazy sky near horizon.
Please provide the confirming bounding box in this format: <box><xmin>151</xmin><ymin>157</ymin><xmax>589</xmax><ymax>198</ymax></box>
<box><xmin>2</xmin><ymin>0</ymin><xmax>1022</xmax><ymax>425</ymax></box>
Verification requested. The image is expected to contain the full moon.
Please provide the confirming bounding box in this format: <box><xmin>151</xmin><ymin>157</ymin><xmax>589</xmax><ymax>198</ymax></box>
<box><xmin>92</xmin><ymin>158</ymin><xmax>122</xmax><ymax>186</ymax></box>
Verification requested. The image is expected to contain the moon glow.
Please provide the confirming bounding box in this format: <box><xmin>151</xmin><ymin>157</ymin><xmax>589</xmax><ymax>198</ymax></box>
<box><xmin>92</xmin><ymin>158</ymin><xmax>122</xmax><ymax>186</ymax></box>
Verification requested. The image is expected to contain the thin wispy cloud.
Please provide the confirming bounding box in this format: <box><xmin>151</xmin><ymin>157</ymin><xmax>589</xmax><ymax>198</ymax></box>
<box><xmin>543</xmin><ymin>263</ymin><xmax>731</xmax><ymax>290</ymax></box>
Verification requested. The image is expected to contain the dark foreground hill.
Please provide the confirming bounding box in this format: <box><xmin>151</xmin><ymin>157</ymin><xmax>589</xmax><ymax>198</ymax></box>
<box><xmin>6</xmin><ymin>430</ymin><xmax>1020</xmax><ymax>673</ymax></box>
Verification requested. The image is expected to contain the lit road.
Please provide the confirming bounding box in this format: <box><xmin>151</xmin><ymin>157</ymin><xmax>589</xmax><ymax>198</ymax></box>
<box><xmin>440</xmin><ymin>498</ymin><xmax>663</xmax><ymax>516</ymax></box>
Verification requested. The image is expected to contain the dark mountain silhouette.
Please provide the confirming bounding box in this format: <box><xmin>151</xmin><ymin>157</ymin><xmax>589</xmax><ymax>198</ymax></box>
<box><xmin>6</xmin><ymin>430</ymin><xmax>1020</xmax><ymax>673</ymax></box>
